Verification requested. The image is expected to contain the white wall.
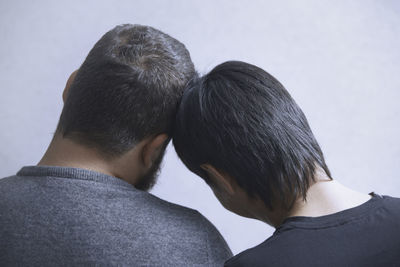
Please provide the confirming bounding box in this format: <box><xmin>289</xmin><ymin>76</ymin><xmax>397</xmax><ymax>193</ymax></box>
<box><xmin>0</xmin><ymin>0</ymin><xmax>399</xmax><ymax>255</ymax></box>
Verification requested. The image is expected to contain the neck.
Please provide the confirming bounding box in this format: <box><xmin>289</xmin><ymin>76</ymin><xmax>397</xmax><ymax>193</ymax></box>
<box><xmin>256</xmin><ymin>172</ymin><xmax>371</xmax><ymax>227</ymax></box>
<box><xmin>287</xmin><ymin>179</ymin><xmax>371</xmax><ymax>218</ymax></box>
<box><xmin>38</xmin><ymin>134</ymin><xmax>140</xmax><ymax>185</ymax></box>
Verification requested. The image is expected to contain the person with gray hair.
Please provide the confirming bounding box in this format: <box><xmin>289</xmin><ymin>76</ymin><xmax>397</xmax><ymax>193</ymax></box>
<box><xmin>0</xmin><ymin>24</ymin><xmax>232</xmax><ymax>266</ymax></box>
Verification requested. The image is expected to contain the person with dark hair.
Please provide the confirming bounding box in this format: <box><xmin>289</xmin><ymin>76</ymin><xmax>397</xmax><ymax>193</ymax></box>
<box><xmin>0</xmin><ymin>24</ymin><xmax>232</xmax><ymax>265</ymax></box>
<box><xmin>173</xmin><ymin>61</ymin><xmax>400</xmax><ymax>266</ymax></box>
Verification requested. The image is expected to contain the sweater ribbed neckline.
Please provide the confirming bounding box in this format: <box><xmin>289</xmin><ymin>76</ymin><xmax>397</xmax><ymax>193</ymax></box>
<box><xmin>17</xmin><ymin>165</ymin><xmax>135</xmax><ymax>189</ymax></box>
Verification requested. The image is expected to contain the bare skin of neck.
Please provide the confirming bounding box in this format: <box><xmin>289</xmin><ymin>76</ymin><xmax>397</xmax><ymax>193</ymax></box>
<box><xmin>254</xmin><ymin>171</ymin><xmax>372</xmax><ymax>227</ymax></box>
<box><xmin>288</xmin><ymin>170</ymin><xmax>372</xmax><ymax>218</ymax></box>
<box><xmin>38</xmin><ymin>134</ymin><xmax>144</xmax><ymax>185</ymax></box>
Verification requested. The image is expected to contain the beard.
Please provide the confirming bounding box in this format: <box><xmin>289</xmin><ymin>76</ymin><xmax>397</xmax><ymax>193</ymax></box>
<box><xmin>134</xmin><ymin>148</ymin><xmax>166</xmax><ymax>192</ymax></box>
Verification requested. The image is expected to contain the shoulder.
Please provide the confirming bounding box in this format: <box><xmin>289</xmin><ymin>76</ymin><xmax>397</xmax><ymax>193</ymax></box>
<box><xmin>224</xmin><ymin>230</ymin><xmax>302</xmax><ymax>267</ymax></box>
<box><xmin>139</xmin><ymin>192</ymin><xmax>204</xmax><ymax>220</ymax></box>
<box><xmin>382</xmin><ymin>194</ymin><xmax>400</xmax><ymax>204</ymax></box>
<box><xmin>142</xmin><ymin>192</ymin><xmax>229</xmax><ymax>239</ymax></box>
<box><xmin>224</xmin><ymin>235</ymin><xmax>278</xmax><ymax>267</ymax></box>
<box><xmin>0</xmin><ymin>175</ymin><xmax>27</xmax><ymax>197</ymax></box>
<box><xmin>381</xmin><ymin>194</ymin><xmax>400</xmax><ymax>215</ymax></box>
<box><xmin>142</xmin><ymin>193</ymin><xmax>232</xmax><ymax>263</ymax></box>
<box><xmin>0</xmin><ymin>175</ymin><xmax>22</xmax><ymax>186</ymax></box>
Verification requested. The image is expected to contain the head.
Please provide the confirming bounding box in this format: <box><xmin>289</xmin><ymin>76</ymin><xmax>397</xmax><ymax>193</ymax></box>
<box><xmin>56</xmin><ymin>24</ymin><xmax>195</xmax><ymax>190</ymax></box>
<box><xmin>173</xmin><ymin>61</ymin><xmax>331</xmax><ymax>225</ymax></box>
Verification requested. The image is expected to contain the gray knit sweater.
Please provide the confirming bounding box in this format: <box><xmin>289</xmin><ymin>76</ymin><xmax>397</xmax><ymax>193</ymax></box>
<box><xmin>0</xmin><ymin>166</ymin><xmax>232</xmax><ymax>266</ymax></box>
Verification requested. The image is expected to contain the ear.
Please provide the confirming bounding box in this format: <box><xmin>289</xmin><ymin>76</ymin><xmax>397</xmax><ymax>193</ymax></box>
<box><xmin>63</xmin><ymin>70</ymin><xmax>79</xmax><ymax>103</ymax></box>
<box><xmin>141</xmin><ymin>134</ymin><xmax>169</xmax><ymax>169</ymax></box>
<box><xmin>200</xmin><ymin>164</ymin><xmax>235</xmax><ymax>195</ymax></box>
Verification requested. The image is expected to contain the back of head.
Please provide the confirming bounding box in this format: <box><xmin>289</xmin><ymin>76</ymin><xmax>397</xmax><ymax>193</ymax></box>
<box><xmin>173</xmin><ymin>61</ymin><xmax>331</xmax><ymax>210</ymax></box>
<box><xmin>57</xmin><ymin>24</ymin><xmax>195</xmax><ymax>156</ymax></box>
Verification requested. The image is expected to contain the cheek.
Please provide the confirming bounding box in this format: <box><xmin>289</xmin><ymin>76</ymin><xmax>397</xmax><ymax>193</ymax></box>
<box><xmin>211</xmin><ymin>187</ymin><xmax>247</xmax><ymax>216</ymax></box>
<box><xmin>209</xmin><ymin>185</ymin><xmax>232</xmax><ymax>209</ymax></box>
<box><xmin>215</xmin><ymin>191</ymin><xmax>256</xmax><ymax>219</ymax></box>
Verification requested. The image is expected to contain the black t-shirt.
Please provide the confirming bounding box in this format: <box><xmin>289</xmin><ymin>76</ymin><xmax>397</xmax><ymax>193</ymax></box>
<box><xmin>225</xmin><ymin>193</ymin><xmax>400</xmax><ymax>267</ymax></box>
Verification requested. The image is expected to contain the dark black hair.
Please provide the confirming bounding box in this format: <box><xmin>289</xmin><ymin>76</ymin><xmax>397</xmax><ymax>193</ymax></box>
<box><xmin>173</xmin><ymin>61</ymin><xmax>331</xmax><ymax>210</ymax></box>
<box><xmin>57</xmin><ymin>24</ymin><xmax>195</xmax><ymax>156</ymax></box>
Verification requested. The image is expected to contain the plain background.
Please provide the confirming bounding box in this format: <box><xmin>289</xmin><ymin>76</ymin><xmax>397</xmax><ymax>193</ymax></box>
<box><xmin>0</xmin><ymin>0</ymin><xmax>399</xmax><ymax>255</ymax></box>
